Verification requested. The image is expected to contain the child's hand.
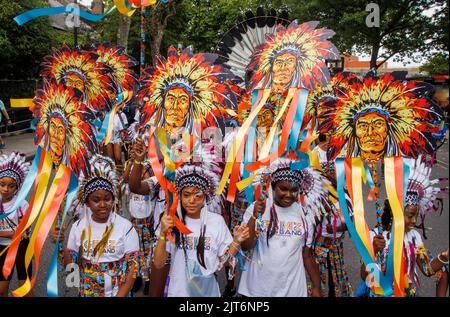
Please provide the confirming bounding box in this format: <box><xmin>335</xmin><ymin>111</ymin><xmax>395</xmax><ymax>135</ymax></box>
<box><xmin>326</xmin><ymin>224</ymin><xmax>334</xmax><ymax>234</ymax></box>
<box><xmin>253</xmin><ymin>197</ymin><xmax>266</xmax><ymax>216</ymax></box>
<box><xmin>373</xmin><ymin>234</ymin><xmax>386</xmax><ymax>253</ymax></box>
<box><xmin>133</xmin><ymin>138</ymin><xmax>146</xmax><ymax>162</ymax></box>
<box><xmin>160</xmin><ymin>213</ymin><xmax>174</xmax><ymax>236</ymax></box>
<box><xmin>233</xmin><ymin>225</ymin><xmax>250</xmax><ymax>244</ymax></box>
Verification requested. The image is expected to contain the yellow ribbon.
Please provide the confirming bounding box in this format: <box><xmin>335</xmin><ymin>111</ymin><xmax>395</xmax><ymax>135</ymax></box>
<box><xmin>217</xmin><ymin>89</ymin><xmax>271</xmax><ymax>195</ymax></box>
<box><xmin>384</xmin><ymin>157</ymin><xmax>405</xmax><ymax>288</ymax></box>
<box><xmin>0</xmin><ymin>150</ymin><xmax>52</xmax><ymax>258</ymax></box>
<box><xmin>9</xmin><ymin>98</ymin><xmax>33</xmax><ymax>108</ymax></box>
<box><xmin>351</xmin><ymin>158</ymin><xmax>375</xmax><ymax>258</ymax></box>
<box><xmin>12</xmin><ymin>164</ymin><xmax>66</xmax><ymax>297</ymax></box>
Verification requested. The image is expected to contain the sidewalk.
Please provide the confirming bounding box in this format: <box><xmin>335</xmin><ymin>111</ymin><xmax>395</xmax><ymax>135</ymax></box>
<box><xmin>1</xmin><ymin>131</ymin><xmax>36</xmax><ymax>161</ymax></box>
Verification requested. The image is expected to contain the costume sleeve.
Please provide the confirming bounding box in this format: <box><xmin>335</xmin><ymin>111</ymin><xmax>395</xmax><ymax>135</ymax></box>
<box><xmin>66</xmin><ymin>220</ymin><xmax>81</xmax><ymax>253</ymax></box>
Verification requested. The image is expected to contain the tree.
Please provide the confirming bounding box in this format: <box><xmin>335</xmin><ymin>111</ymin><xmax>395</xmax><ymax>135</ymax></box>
<box><xmin>0</xmin><ymin>0</ymin><xmax>59</xmax><ymax>79</ymax></box>
<box><xmin>287</xmin><ymin>0</ymin><xmax>447</xmax><ymax>70</ymax></box>
<box><xmin>420</xmin><ymin>52</ymin><xmax>449</xmax><ymax>75</ymax></box>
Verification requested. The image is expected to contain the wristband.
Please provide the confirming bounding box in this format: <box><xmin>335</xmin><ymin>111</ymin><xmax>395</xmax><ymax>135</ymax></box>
<box><xmin>438</xmin><ymin>253</ymin><xmax>449</xmax><ymax>265</ymax></box>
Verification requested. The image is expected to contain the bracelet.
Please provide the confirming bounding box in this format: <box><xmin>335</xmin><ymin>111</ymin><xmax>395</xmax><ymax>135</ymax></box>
<box><xmin>230</xmin><ymin>241</ymin><xmax>240</xmax><ymax>252</ymax></box>
<box><xmin>438</xmin><ymin>253</ymin><xmax>449</xmax><ymax>265</ymax></box>
<box><xmin>251</xmin><ymin>214</ymin><xmax>258</xmax><ymax>221</ymax></box>
<box><xmin>159</xmin><ymin>235</ymin><xmax>166</xmax><ymax>242</ymax></box>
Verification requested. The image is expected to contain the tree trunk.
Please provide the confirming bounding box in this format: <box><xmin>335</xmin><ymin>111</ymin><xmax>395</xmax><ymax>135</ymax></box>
<box><xmin>370</xmin><ymin>42</ymin><xmax>381</xmax><ymax>70</ymax></box>
<box><xmin>117</xmin><ymin>14</ymin><xmax>132</xmax><ymax>52</ymax></box>
<box><xmin>148</xmin><ymin>0</ymin><xmax>182</xmax><ymax>65</ymax></box>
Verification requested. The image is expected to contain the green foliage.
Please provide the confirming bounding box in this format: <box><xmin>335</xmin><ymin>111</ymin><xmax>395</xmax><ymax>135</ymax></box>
<box><xmin>0</xmin><ymin>0</ymin><xmax>59</xmax><ymax>79</ymax></box>
<box><xmin>420</xmin><ymin>52</ymin><xmax>449</xmax><ymax>75</ymax></box>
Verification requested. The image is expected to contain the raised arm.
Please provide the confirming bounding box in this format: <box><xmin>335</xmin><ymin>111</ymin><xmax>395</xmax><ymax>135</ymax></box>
<box><xmin>129</xmin><ymin>138</ymin><xmax>152</xmax><ymax>195</ymax></box>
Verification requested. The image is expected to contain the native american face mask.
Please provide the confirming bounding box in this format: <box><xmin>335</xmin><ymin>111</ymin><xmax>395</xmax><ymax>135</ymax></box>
<box><xmin>163</xmin><ymin>87</ymin><xmax>191</xmax><ymax>128</ymax></box>
<box><xmin>354</xmin><ymin>112</ymin><xmax>389</xmax><ymax>161</ymax></box>
<box><xmin>318</xmin><ymin>72</ymin><xmax>444</xmax><ymax>162</ymax></box>
<box><xmin>48</xmin><ymin>115</ymin><xmax>67</xmax><ymax>166</ymax></box>
<box><xmin>32</xmin><ymin>83</ymin><xmax>97</xmax><ymax>176</ymax></box>
<box><xmin>271</xmin><ymin>51</ymin><xmax>298</xmax><ymax>91</ymax></box>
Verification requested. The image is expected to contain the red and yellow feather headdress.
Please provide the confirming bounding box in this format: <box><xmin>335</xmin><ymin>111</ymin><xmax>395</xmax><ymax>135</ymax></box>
<box><xmin>95</xmin><ymin>43</ymin><xmax>138</xmax><ymax>94</ymax></box>
<box><xmin>137</xmin><ymin>46</ymin><xmax>237</xmax><ymax>132</ymax></box>
<box><xmin>40</xmin><ymin>44</ymin><xmax>114</xmax><ymax>113</ymax></box>
<box><xmin>31</xmin><ymin>82</ymin><xmax>98</xmax><ymax>176</ymax></box>
<box><xmin>318</xmin><ymin>72</ymin><xmax>444</xmax><ymax>161</ymax></box>
<box><xmin>248</xmin><ymin>20</ymin><xmax>340</xmax><ymax>91</ymax></box>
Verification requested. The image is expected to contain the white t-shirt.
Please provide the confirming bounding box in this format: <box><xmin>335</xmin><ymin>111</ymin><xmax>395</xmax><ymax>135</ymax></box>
<box><xmin>0</xmin><ymin>198</ymin><xmax>29</xmax><ymax>246</ymax></box>
<box><xmin>125</xmin><ymin>184</ymin><xmax>152</xmax><ymax>219</ymax></box>
<box><xmin>164</xmin><ymin>212</ymin><xmax>233</xmax><ymax>297</ymax></box>
<box><xmin>238</xmin><ymin>201</ymin><xmax>314</xmax><ymax>297</ymax></box>
<box><xmin>67</xmin><ymin>210</ymin><xmax>139</xmax><ymax>264</ymax></box>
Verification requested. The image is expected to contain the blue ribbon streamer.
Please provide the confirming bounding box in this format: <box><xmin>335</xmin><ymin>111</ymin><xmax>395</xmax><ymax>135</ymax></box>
<box><xmin>363</xmin><ymin>161</ymin><xmax>375</xmax><ymax>190</ymax></box>
<box><xmin>286</xmin><ymin>89</ymin><xmax>308</xmax><ymax>152</ymax></box>
<box><xmin>335</xmin><ymin>158</ymin><xmax>393</xmax><ymax>296</ymax></box>
<box><xmin>243</xmin><ymin>89</ymin><xmax>260</xmax><ymax>204</ymax></box>
<box><xmin>0</xmin><ymin>147</ymin><xmax>41</xmax><ymax>220</ymax></box>
<box><xmin>14</xmin><ymin>5</ymin><xmax>116</xmax><ymax>26</ymax></box>
<box><xmin>47</xmin><ymin>173</ymin><xmax>79</xmax><ymax>297</ymax></box>
<box><xmin>96</xmin><ymin>92</ymin><xmax>125</xmax><ymax>143</ymax></box>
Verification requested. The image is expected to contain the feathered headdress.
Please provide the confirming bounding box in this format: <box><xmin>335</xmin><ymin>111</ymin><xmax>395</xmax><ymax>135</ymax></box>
<box><xmin>31</xmin><ymin>82</ymin><xmax>98</xmax><ymax>176</ymax></box>
<box><xmin>174</xmin><ymin>147</ymin><xmax>223</xmax><ymax>201</ymax></box>
<box><xmin>40</xmin><ymin>44</ymin><xmax>114</xmax><ymax>112</ymax></box>
<box><xmin>318</xmin><ymin>72</ymin><xmax>444</xmax><ymax>162</ymax></box>
<box><xmin>253</xmin><ymin>158</ymin><xmax>332</xmax><ymax>223</ymax></box>
<box><xmin>95</xmin><ymin>43</ymin><xmax>138</xmax><ymax>93</ymax></box>
<box><xmin>137</xmin><ymin>46</ymin><xmax>238</xmax><ymax>132</ymax></box>
<box><xmin>78</xmin><ymin>155</ymin><xmax>119</xmax><ymax>204</ymax></box>
<box><xmin>0</xmin><ymin>152</ymin><xmax>30</xmax><ymax>189</ymax></box>
<box><xmin>89</xmin><ymin>153</ymin><xmax>116</xmax><ymax>170</ymax></box>
<box><xmin>303</xmin><ymin>72</ymin><xmax>360</xmax><ymax>130</ymax></box>
<box><xmin>215</xmin><ymin>7</ymin><xmax>290</xmax><ymax>87</ymax></box>
<box><xmin>406</xmin><ymin>156</ymin><xmax>448</xmax><ymax>218</ymax></box>
<box><xmin>247</xmin><ymin>20</ymin><xmax>340</xmax><ymax>91</ymax></box>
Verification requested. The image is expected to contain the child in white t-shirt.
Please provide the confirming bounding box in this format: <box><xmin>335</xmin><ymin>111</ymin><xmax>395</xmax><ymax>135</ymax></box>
<box><xmin>62</xmin><ymin>156</ymin><xmax>140</xmax><ymax>297</ymax></box>
<box><xmin>238</xmin><ymin>158</ymin><xmax>328</xmax><ymax>297</ymax></box>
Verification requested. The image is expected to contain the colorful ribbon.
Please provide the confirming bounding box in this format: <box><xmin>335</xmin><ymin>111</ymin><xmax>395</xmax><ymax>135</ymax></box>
<box><xmin>96</xmin><ymin>90</ymin><xmax>133</xmax><ymax>145</ymax></box>
<box><xmin>47</xmin><ymin>173</ymin><xmax>79</xmax><ymax>297</ymax></box>
<box><xmin>12</xmin><ymin>164</ymin><xmax>71</xmax><ymax>297</ymax></box>
<box><xmin>14</xmin><ymin>5</ymin><xmax>115</xmax><ymax>26</ymax></box>
<box><xmin>335</xmin><ymin>158</ymin><xmax>394</xmax><ymax>296</ymax></box>
<box><xmin>9</xmin><ymin>98</ymin><xmax>33</xmax><ymax>108</ymax></box>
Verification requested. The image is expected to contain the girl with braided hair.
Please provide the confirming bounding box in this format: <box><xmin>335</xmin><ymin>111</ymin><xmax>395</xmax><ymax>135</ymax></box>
<box><xmin>61</xmin><ymin>156</ymin><xmax>140</xmax><ymax>297</ymax></box>
<box><xmin>238</xmin><ymin>158</ymin><xmax>332</xmax><ymax>297</ymax></box>
<box><xmin>152</xmin><ymin>151</ymin><xmax>250</xmax><ymax>297</ymax></box>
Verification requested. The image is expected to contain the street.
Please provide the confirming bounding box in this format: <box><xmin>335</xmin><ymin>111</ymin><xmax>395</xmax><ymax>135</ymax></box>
<box><xmin>3</xmin><ymin>131</ymin><xmax>449</xmax><ymax>297</ymax></box>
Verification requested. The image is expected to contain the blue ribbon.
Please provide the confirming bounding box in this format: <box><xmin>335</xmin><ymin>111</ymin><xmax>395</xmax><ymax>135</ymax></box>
<box><xmin>96</xmin><ymin>92</ymin><xmax>125</xmax><ymax>143</ymax></box>
<box><xmin>0</xmin><ymin>147</ymin><xmax>41</xmax><ymax>220</ymax></box>
<box><xmin>286</xmin><ymin>89</ymin><xmax>308</xmax><ymax>152</ymax></box>
<box><xmin>29</xmin><ymin>118</ymin><xmax>38</xmax><ymax>131</ymax></box>
<box><xmin>243</xmin><ymin>89</ymin><xmax>260</xmax><ymax>204</ymax></box>
<box><xmin>47</xmin><ymin>173</ymin><xmax>79</xmax><ymax>297</ymax></box>
<box><xmin>363</xmin><ymin>161</ymin><xmax>375</xmax><ymax>190</ymax></box>
<box><xmin>14</xmin><ymin>6</ymin><xmax>116</xmax><ymax>26</ymax></box>
<box><xmin>335</xmin><ymin>158</ymin><xmax>393</xmax><ymax>296</ymax></box>
<box><xmin>290</xmin><ymin>151</ymin><xmax>310</xmax><ymax>171</ymax></box>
